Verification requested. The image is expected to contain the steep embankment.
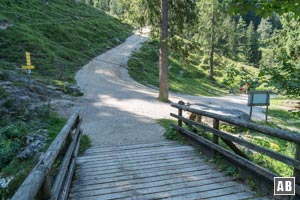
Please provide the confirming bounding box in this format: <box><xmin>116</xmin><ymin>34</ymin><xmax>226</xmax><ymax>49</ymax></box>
<box><xmin>0</xmin><ymin>1</ymin><xmax>132</xmax><ymax>198</ymax></box>
<box><xmin>0</xmin><ymin>0</ymin><xmax>132</xmax><ymax>82</ymax></box>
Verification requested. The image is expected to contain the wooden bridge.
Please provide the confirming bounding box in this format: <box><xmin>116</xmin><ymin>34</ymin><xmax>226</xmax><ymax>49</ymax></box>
<box><xmin>12</xmin><ymin>101</ymin><xmax>300</xmax><ymax>199</ymax></box>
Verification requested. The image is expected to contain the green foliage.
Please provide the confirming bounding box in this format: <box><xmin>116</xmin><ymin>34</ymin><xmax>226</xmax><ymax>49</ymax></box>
<box><xmin>0</xmin><ymin>86</ymin><xmax>8</xmax><ymax>98</ymax></box>
<box><xmin>157</xmin><ymin>119</ymin><xmax>185</xmax><ymax>142</ymax></box>
<box><xmin>224</xmin><ymin>0</ymin><xmax>300</xmax><ymax>18</ymax></box>
<box><xmin>79</xmin><ymin>134</ymin><xmax>92</xmax><ymax>155</ymax></box>
<box><xmin>128</xmin><ymin>40</ymin><xmax>227</xmax><ymax>96</ymax></box>
<box><xmin>245</xmin><ymin>21</ymin><xmax>262</xmax><ymax>65</ymax></box>
<box><xmin>259</xmin><ymin>14</ymin><xmax>300</xmax><ymax>97</ymax></box>
<box><xmin>0</xmin><ymin>0</ymin><xmax>133</xmax><ymax>82</ymax></box>
<box><xmin>257</xmin><ymin>18</ymin><xmax>273</xmax><ymax>41</ymax></box>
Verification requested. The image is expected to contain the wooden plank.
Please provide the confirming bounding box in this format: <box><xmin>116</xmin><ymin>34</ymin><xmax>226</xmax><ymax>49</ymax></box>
<box><xmin>71</xmin><ymin>163</ymin><xmax>215</xmax><ymax>190</ymax></box>
<box><xmin>86</xmin><ymin>141</ymin><xmax>178</xmax><ymax>152</ymax></box>
<box><xmin>77</xmin><ymin>151</ymin><xmax>200</xmax><ymax>168</ymax></box>
<box><xmin>78</xmin><ymin>154</ymin><xmax>204</xmax><ymax>173</ymax></box>
<box><xmin>71</xmin><ymin>178</ymin><xmax>238</xmax><ymax>200</ymax></box>
<box><xmin>205</xmin><ymin>191</ymin><xmax>256</xmax><ymax>200</ymax></box>
<box><xmin>157</xmin><ymin>185</ymin><xmax>248</xmax><ymax>200</ymax></box>
<box><xmin>78</xmin><ymin>150</ymin><xmax>197</xmax><ymax>167</ymax></box>
<box><xmin>78</xmin><ymin>146</ymin><xmax>194</xmax><ymax>160</ymax></box>
<box><xmin>72</xmin><ymin>171</ymin><xmax>232</xmax><ymax>196</ymax></box>
<box><xmin>171</xmin><ymin>114</ymin><xmax>300</xmax><ymax>169</ymax></box>
<box><xmin>171</xmin><ymin>103</ymin><xmax>300</xmax><ymax>143</ymax></box>
<box><xmin>72</xmin><ymin>169</ymin><xmax>225</xmax><ymax>194</ymax></box>
<box><xmin>77</xmin><ymin>159</ymin><xmax>209</xmax><ymax>183</ymax></box>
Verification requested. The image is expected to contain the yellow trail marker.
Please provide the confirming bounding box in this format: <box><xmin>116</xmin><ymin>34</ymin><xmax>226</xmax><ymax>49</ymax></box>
<box><xmin>21</xmin><ymin>65</ymin><xmax>35</xmax><ymax>70</ymax></box>
<box><xmin>26</xmin><ymin>52</ymin><xmax>31</xmax><ymax>65</ymax></box>
<box><xmin>21</xmin><ymin>51</ymin><xmax>35</xmax><ymax>70</ymax></box>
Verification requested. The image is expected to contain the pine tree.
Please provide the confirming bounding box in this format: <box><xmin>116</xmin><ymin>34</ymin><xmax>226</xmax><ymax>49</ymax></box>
<box><xmin>236</xmin><ymin>16</ymin><xmax>247</xmax><ymax>60</ymax></box>
<box><xmin>257</xmin><ymin>18</ymin><xmax>273</xmax><ymax>40</ymax></box>
<box><xmin>245</xmin><ymin>21</ymin><xmax>261</xmax><ymax>65</ymax></box>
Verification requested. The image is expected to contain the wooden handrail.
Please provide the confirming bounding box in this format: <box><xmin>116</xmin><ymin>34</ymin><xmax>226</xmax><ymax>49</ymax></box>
<box><xmin>12</xmin><ymin>110</ymin><xmax>82</xmax><ymax>200</ymax></box>
<box><xmin>171</xmin><ymin>103</ymin><xmax>300</xmax><ymax>143</ymax></box>
<box><xmin>171</xmin><ymin>101</ymin><xmax>300</xmax><ymax>194</ymax></box>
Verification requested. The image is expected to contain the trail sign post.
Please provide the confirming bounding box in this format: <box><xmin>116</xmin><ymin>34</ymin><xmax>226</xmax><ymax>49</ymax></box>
<box><xmin>21</xmin><ymin>52</ymin><xmax>35</xmax><ymax>84</ymax></box>
<box><xmin>247</xmin><ymin>91</ymin><xmax>270</xmax><ymax>122</ymax></box>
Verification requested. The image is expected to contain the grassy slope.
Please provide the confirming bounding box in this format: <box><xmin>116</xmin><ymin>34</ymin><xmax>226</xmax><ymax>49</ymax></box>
<box><xmin>128</xmin><ymin>40</ymin><xmax>260</xmax><ymax>96</ymax></box>
<box><xmin>0</xmin><ymin>0</ymin><xmax>133</xmax><ymax>82</ymax></box>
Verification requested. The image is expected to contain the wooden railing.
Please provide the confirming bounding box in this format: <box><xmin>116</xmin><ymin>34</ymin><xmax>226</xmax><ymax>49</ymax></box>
<box><xmin>12</xmin><ymin>110</ymin><xmax>82</xmax><ymax>200</ymax></box>
<box><xmin>171</xmin><ymin>101</ymin><xmax>300</xmax><ymax>195</ymax></box>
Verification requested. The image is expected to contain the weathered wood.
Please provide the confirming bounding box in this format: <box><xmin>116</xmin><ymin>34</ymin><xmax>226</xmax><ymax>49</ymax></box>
<box><xmin>12</xmin><ymin>110</ymin><xmax>81</xmax><ymax>200</ymax></box>
<box><xmin>60</xmin><ymin>158</ymin><xmax>76</xmax><ymax>200</ymax></box>
<box><xmin>171</xmin><ymin>113</ymin><xmax>300</xmax><ymax>169</ymax></box>
<box><xmin>294</xmin><ymin>144</ymin><xmax>300</xmax><ymax>185</ymax></box>
<box><xmin>70</xmin><ymin>142</ymin><xmax>259</xmax><ymax>200</ymax></box>
<box><xmin>51</xmin><ymin>118</ymin><xmax>82</xmax><ymax>200</ymax></box>
<box><xmin>212</xmin><ymin>119</ymin><xmax>219</xmax><ymax>144</ymax></box>
<box><xmin>171</xmin><ymin>103</ymin><xmax>300</xmax><ymax>143</ymax></box>
<box><xmin>220</xmin><ymin>138</ymin><xmax>248</xmax><ymax>159</ymax></box>
<box><xmin>172</xmin><ymin>125</ymin><xmax>300</xmax><ymax>195</ymax></box>
<box><xmin>177</xmin><ymin>100</ymin><xmax>185</xmax><ymax>127</ymax></box>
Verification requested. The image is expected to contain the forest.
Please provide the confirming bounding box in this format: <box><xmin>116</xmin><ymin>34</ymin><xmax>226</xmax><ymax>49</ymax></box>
<box><xmin>86</xmin><ymin>0</ymin><xmax>300</xmax><ymax>99</ymax></box>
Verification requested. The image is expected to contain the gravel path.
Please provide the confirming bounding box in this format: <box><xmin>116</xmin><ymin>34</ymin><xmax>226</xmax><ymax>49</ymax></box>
<box><xmin>60</xmin><ymin>31</ymin><xmax>264</xmax><ymax>147</ymax></box>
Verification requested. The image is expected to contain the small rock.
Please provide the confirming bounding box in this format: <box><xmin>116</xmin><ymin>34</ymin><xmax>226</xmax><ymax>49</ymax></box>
<box><xmin>47</xmin><ymin>85</ymin><xmax>58</xmax><ymax>90</ymax></box>
<box><xmin>0</xmin><ymin>176</ymin><xmax>14</xmax><ymax>188</ymax></box>
<box><xmin>114</xmin><ymin>37</ymin><xmax>121</xmax><ymax>43</ymax></box>
<box><xmin>64</xmin><ymin>83</ymin><xmax>83</xmax><ymax>96</ymax></box>
<box><xmin>17</xmin><ymin>140</ymin><xmax>46</xmax><ymax>160</ymax></box>
<box><xmin>0</xmin><ymin>21</ymin><xmax>13</xmax><ymax>30</ymax></box>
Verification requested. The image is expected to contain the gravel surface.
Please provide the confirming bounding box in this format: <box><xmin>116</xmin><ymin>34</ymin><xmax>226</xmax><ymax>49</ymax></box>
<box><xmin>59</xmin><ymin>31</ymin><xmax>264</xmax><ymax>147</ymax></box>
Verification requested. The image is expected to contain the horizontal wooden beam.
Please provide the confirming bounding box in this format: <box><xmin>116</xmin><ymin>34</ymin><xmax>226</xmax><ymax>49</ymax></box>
<box><xmin>51</xmin><ymin>118</ymin><xmax>82</xmax><ymax>200</ymax></box>
<box><xmin>171</xmin><ymin>124</ymin><xmax>300</xmax><ymax>195</ymax></box>
<box><xmin>12</xmin><ymin>110</ymin><xmax>80</xmax><ymax>200</ymax></box>
<box><xmin>171</xmin><ymin>103</ymin><xmax>300</xmax><ymax>143</ymax></box>
<box><xmin>171</xmin><ymin>113</ymin><xmax>300</xmax><ymax>170</ymax></box>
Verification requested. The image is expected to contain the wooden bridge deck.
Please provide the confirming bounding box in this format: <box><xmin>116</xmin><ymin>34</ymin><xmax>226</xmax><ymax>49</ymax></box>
<box><xmin>69</xmin><ymin>142</ymin><xmax>266</xmax><ymax>200</ymax></box>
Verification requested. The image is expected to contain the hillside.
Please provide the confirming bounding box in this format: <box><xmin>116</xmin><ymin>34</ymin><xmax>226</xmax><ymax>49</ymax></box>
<box><xmin>0</xmin><ymin>0</ymin><xmax>133</xmax><ymax>82</ymax></box>
<box><xmin>0</xmin><ymin>1</ymin><xmax>132</xmax><ymax>198</ymax></box>
<box><xmin>128</xmin><ymin>40</ymin><xmax>260</xmax><ymax>96</ymax></box>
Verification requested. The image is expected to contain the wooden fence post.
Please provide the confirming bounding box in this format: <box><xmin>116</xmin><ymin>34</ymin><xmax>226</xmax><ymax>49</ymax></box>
<box><xmin>294</xmin><ymin>144</ymin><xmax>300</xmax><ymax>185</ymax></box>
<box><xmin>213</xmin><ymin>119</ymin><xmax>219</xmax><ymax>145</ymax></box>
<box><xmin>178</xmin><ymin>101</ymin><xmax>185</xmax><ymax>127</ymax></box>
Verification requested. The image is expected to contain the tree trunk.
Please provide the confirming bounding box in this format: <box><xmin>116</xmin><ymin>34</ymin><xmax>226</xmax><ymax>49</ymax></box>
<box><xmin>209</xmin><ymin>1</ymin><xmax>215</xmax><ymax>79</ymax></box>
<box><xmin>158</xmin><ymin>0</ymin><xmax>169</xmax><ymax>102</ymax></box>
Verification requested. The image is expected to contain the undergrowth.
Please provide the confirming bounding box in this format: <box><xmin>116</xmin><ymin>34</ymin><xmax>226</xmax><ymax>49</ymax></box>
<box><xmin>128</xmin><ymin>39</ymin><xmax>262</xmax><ymax>96</ymax></box>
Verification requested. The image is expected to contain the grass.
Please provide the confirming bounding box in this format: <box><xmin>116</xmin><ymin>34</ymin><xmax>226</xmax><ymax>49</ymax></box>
<box><xmin>128</xmin><ymin>41</ymin><xmax>226</xmax><ymax>96</ymax></box>
<box><xmin>0</xmin><ymin>0</ymin><xmax>133</xmax><ymax>83</ymax></box>
<box><xmin>79</xmin><ymin>134</ymin><xmax>92</xmax><ymax>155</ymax></box>
<box><xmin>128</xmin><ymin>39</ymin><xmax>261</xmax><ymax>96</ymax></box>
<box><xmin>157</xmin><ymin>119</ymin><xmax>185</xmax><ymax>142</ymax></box>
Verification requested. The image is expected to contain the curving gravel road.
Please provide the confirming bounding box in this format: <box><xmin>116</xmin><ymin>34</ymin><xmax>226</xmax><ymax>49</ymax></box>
<box><xmin>60</xmin><ymin>31</ymin><xmax>264</xmax><ymax>147</ymax></box>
